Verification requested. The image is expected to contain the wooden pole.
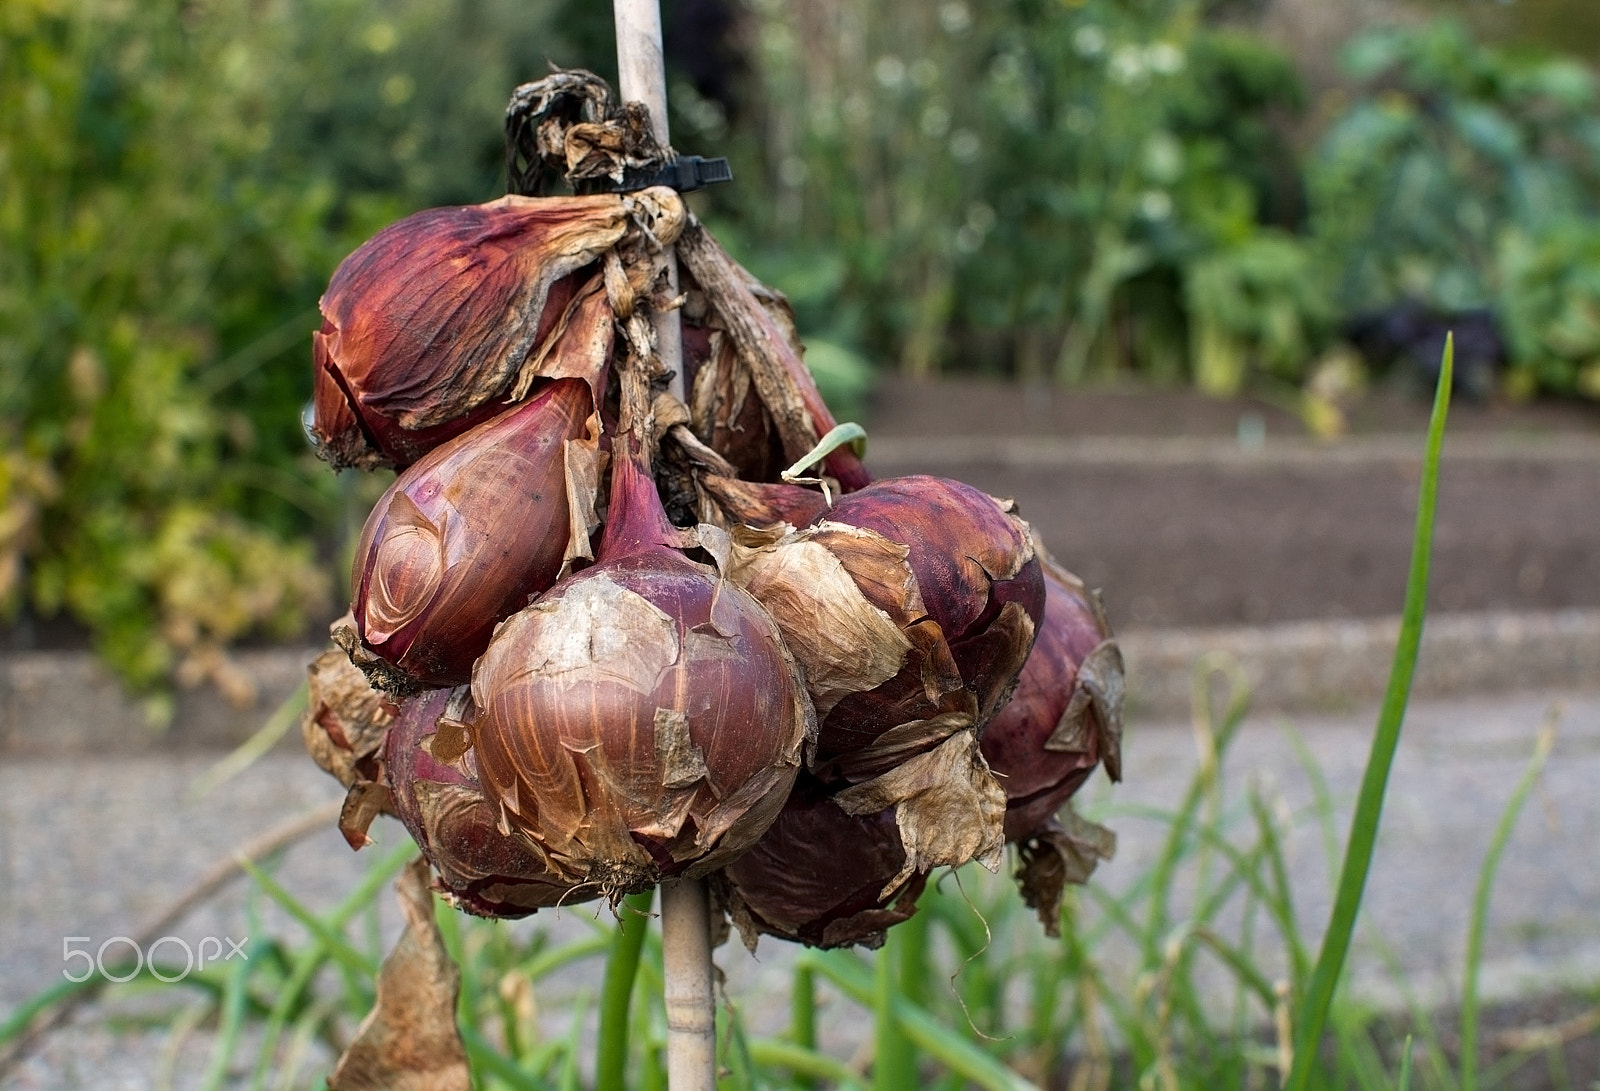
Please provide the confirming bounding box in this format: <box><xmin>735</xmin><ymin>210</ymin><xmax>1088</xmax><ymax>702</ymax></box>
<box><xmin>614</xmin><ymin>13</ymin><xmax>711</xmax><ymax>1089</ymax></box>
<box><xmin>659</xmin><ymin>878</ymin><xmax>717</xmax><ymax>1089</ymax></box>
<box><xmin>614</xmin><ymin>0</ymin><xmax>686</xmax><ymax>404</ymax></box>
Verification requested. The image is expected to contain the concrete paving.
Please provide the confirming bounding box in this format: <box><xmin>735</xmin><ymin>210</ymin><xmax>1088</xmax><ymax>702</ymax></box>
<box><xmin>2</xmin><ymin>684</ymin><xmax>1596</xmax><ymax>1088</ymax></box>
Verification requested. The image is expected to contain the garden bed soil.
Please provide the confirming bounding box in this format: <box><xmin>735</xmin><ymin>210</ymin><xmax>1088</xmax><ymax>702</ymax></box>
<box><xmin>863</xmin><ymin>376</ymin><xmax>1600</xmax><ymax>632</ymax></box>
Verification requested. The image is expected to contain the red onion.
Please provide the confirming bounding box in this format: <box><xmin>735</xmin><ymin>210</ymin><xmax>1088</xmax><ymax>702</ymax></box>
<box><xmin>805</xmin><ymin>475</ymin><xmax>1045</xmax><ymax>768</ymax></box>
<box><xmin>976</xmin><ymin>542</ymin><xmax>1122</xmax><ymax>935</ymax></box>
<box><xmin>980</xmin><ymin>550</ymin><xmax>1123</xmax><ymax>841</ymax></box>
<box><xmin>309</xmin><ymin>195</ymin><xmax>634</xmax><ymax>469</ymax></box>
<box><xmin>469</xmin><ymin>427</ymin><xmax>812</xmax><ymax>896</ymax></box>
<box><xmin>714</xmin><ymin>773</ymin><xmax>926</xmax><ymax>950</ymax></box>
<box><xmin>386</xmin><ymin>686</ymin><xmax>593</xmax><ymax>918</ymax></box>
<box><xmin>349</xmin><ymin>377</ymin><xmax>602</xmax><ymax>688</ymax></box>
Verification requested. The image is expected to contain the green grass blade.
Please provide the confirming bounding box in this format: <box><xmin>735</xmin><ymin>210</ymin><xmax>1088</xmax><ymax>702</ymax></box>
<box><xmin>460</xmin><ymin>1024</ymin><xmax>555</xmax><ymax>1091</ymax></box>
<box><xmin>1460</xmin><ymin>712</ymin><xmax>1558</xmax><ymax>1091</ymax></box>
<box><xmin>802</xmin><ymin>950</ymin><xmax>1037</xmax><ymax>1091</ymax></box>
<box><xmin>749</xmin><ymin>1038</ymin><xmax>868</xmax><ymax>1089</ymax></box>
<box><xmin>791</xmin><ymin>963</ymin><xmax>818</xmax><ymax>1088</ymax></box>
<box><xmin>1281</xmin><ymin>719</ymin><xmax>1344</xmax><ymax>891</ymax></box>
<box><xmin>0</xmin><ymin>979</ymin><xmax>96</xmax><ymax>1049</ymax></box>
<box><xmin>1247</xmin><ymin>787</ymin><xmax>1310</xmax><ymax>993</ymax></box>
<box><xmin>875</xmin><ymin>932</ymin><xmax>917</xmax><ymax>1090</ymax></box>
<box><xmin>520</xmin><ymin>933</ymin><xmax>611</xmax><ymax>982</ymax></box>
<box><xmin>596</xmin><ymin>889</ymin><xmax>654</xmax><ymax>1090</ymax></box>
<box><xmin>1143</xmin><ymin>654</ymin><xmax>1252</xmax><ymax>959</ymax></box>
<box><xmin>200</xmin><ymin>908</ymin><xmax>256</xmax><ymax>1091</ymax></box>
<box><xmin>185</xmin><ymin>681</ymin><xmax>307</xmax><ymax>801</ymax></box>
<box><xmin>1285</xmin><ymin>334</ymin><xmax>1452</xmax><ymax>1091</ymax></box>
<box><xmin>236</xmin><ymin>856</ymin><xmax>377</xmax><ymax>978</ymax></box>
<box><xmin>248</xmin><ymin>944</ymin><xmax>328</xmax><ymax>1091</ymax></box>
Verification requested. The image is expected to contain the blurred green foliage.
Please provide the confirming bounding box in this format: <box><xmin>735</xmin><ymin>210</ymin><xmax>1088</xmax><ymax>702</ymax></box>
<box><xmin>4</xmin><ymin>0</ymin><xmax>1600</xmax><ymax>688</ymax></box>
<box><xmin>1308</xmin><ymin>18</ymin><xmax>1600</xmax><ymax>399</ymax></box>
<box><xmin>689</xmin><ymin>0</ymin><xmax>1318</xmax><ymax>396</ymax></box>
<box><xmin>0</xmin><ymin>0</ymin><xmax>570</xmax><ymax>699</ymax></box>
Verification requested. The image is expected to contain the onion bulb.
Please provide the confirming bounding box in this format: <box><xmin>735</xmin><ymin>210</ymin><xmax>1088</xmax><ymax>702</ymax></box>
<box><xmin>470</xmin><ymin>427</ymin><xmax>812</xmax><ymax>896</ymax></box>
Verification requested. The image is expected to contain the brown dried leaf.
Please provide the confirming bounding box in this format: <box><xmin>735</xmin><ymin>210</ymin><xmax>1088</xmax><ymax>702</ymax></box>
<box><xmin>331</xmin><ymin>616</ymin><xmax>425</xmax><ymax>699</ymax></box>
<box><xmin>560</xmin><ymin>408</ymin><xmax>608</xmax><ymax>577</ymax></box>
<box><xmin>339</xmin><ymin>781</ymin><xmax>395</xmax><ymax>850</ymax></box>
<box><xmin>822</xmin><ymin>701</ymin><xmax>975</xmax><ymax>783</ymax></box>
<box><xmin>1082</xmin><ymin>640</ymin><xmax>1126</xmax><ymax>782</ymax></box>
<box><xmin>650</xmin><ymin>391</ymin><xmax>693</xmax><ymax>433</ymax></box>
<box><xmin>686</xmin><ymin>328</ymin><xmax>783</xmax><ymax>484</ymax></box>
<box><xmin>424</xmin><ymin>720</ymin><xmax>472</xmax><ymax>765</ymax></box>
<box><xmin>303</xmin><ymin>644</ymin><xmax>396</xmax><ymax>787</ymax></box>
<box><xmin>1016</xmin><ymin>809</ymin><xmax>1117</xmax><ymax>937</ymax></box>
<box><xmin>964</xmin><ymin>600</ymin><xmax>1040</xmax><ymax>727</ymax></box>
<box><xmin>656</xmin><ymin>707</ymin><xmax>708</xmax><ymax>789</ymax></box>
<box><xmin>563</xmin><ymin>105</ymin><xmax>666</xmax><ymax>184</ymax></box>
<box><xmin>328</xmin><ymin>857</ymin><xmax>469</xmax><ymax>1091</ymax></box>
<box><xmin>622</xmin><ymin>187</ymin><xmax>687</xmax><ymax>250</ymax></box>
<box><xmin>698</xmin><ymin>475</ymin><xmax>830</xmax><ymax>532</ymax></box>
<box><xmin>833</xmin><ymin>729</ymin><xmax>1006</xmax><ymax>898</ymax></box>
<box><xmin>1045</xmin><ymin>639</ymin><xmax>1126</xmax><ymax>783</ymax></box>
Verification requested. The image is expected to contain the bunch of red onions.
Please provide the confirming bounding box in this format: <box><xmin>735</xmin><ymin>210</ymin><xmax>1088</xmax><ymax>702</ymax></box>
<box><xmin>300</xmin><ymin>74</ymin><xmax>1121</xmax><ymax>950</ymax></box>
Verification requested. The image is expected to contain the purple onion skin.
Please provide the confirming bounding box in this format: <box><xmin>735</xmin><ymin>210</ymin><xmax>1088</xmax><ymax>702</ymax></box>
<box><xmin>717</xmin><ymin>774</ymin><xmax>925</xmax><ymax>949</ymax></box>
<box><xmin>477</xmin><ymin>553</ymin><xmax>794</xmax><ymax>862</ymax></box>
<box><xmin>352</xmin><ymin>377</ymin><xmax>591</xmax><ymax>687</ymax></box>
<box><xmin>702</xmin><ymin>475</ymin><xmax>831</xmax><ymax>530</ymax></box>
<box><xmin>823</xmin><ymin>476</ymin><xmax>1043</xmax><ymax>646</ymax></box>
<box><xmin>980</xmin><ymin>563</ymin><xmax>1112</xmax><ymax>841</ymax></box>
<box><xmin>310</xmin><ymin>195</ymin><xmax>614</xmax><ymax>470</ymax></box>
<box><xmin>311</xmin><ymin>303</ymin><xmax>571</xmax><ymax>471</ymax></box>
<box><xmin>470</xmin><ymin>443</ymin><xmax>809</xmax><ymax>889</ymax></box>
<box><xmin>386</xmin><ymin>687</ymin><xmax>590</xmax><ymax>918</ymax></box>
<box><xmin>814</xmin><ymin>475</ymin><xmax>1045</xmax><ymax>760</ymax></box>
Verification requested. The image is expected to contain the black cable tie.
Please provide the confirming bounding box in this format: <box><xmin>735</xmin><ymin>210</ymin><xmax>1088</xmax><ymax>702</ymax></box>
<box><xmin>609</xmin><ymin>156</ymin><xmax>733</xmax><ymax>194</ymax></box>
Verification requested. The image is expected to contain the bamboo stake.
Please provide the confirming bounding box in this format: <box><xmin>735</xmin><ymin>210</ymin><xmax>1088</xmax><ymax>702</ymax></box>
<box><xmin>660</xmin><ymin>878</ymin><xmax>717</xmax><ymax>1089</ymax></box>
<box><xmin>613</xmin><ymin>10</ymin><xmax>713</xmax><ymax>1088</ymax></box>
<box><xmin>614</xmin><ymin>0</ymin><xmax>685</xmax><ymax>405</ymax></box>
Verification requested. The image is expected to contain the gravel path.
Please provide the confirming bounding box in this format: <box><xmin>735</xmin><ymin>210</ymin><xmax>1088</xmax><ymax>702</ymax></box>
<box><xmin>3</xmin><ymin>687</ymin><xmax>1596</xmax><ymax>1087</ymax></box>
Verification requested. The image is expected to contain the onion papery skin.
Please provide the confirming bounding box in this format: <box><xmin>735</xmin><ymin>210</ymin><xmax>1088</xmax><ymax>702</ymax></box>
<box><xmin>685</xmin><ymin>326</ymin><xmax>786</xmax><ymax>486</ymax></box>
<box><xmin>351</xmin><ymin>377</ymin><xmax>595</xmax><ymax>687</ymax></box>
<box><xmin>302</xmin><ymin>645</ymin><xmax>397</xmax><ymax>787</ymax></box>
<box><xmin>714</xmin><ymin>773</ymin><xmax>926</xmax><ymax>950</ymax></box>
<box><xmin>812</xmin><ymin>476</ymin><xmax>1045</xmax><ymax>761</ymax></box>
<box><xmin>386</xmin><ymin>687</ymin><xmax>590</xmax><ymax>918</ymax></box>
<box><xmin>310</xmin><ymin>194</ymin><xmax>628</xmax><ymax>469</ymax></box>
<box><xmin>470</xmin><ymin>448</ymin><xmax>812</xmax><ymax>895</ymax></box>
<box><xmin>981</xmin><ymin>556</ymin><xmax>1123</xmax><ymax>841</ymax></box>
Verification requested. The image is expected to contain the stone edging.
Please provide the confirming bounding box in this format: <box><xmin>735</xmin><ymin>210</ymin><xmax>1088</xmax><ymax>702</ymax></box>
<box><xmin>1121</xmin><ymin>608</ymin><xmax>1600</xmax><ymax>719</ymax></box>
<box><xmin>867</xmin><ymin>432</ymin><xmax>1600</xmax><ymax>470</ymax></box>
